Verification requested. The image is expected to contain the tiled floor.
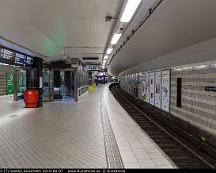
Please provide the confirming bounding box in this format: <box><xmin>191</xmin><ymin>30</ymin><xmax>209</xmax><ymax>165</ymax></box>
<box><xmin>103</xmin><ymin>85</ymin><xmax>176</xmax><ymax>169</ymax></box>
<box><xmin>0</xmin><ymin>91</ymin><xmax>107</xmax><ymax>168</ymax></box>
<box><xmin>0</xmin><ymin>85</ymin><xmax>176</xmax><ymax>169</ymax></box>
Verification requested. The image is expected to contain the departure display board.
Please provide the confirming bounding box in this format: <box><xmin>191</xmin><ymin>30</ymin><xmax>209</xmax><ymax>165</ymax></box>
<box><xmin>0</xmin><ymin>47</ymin><xmax>15</xmax><ymax>64</ymax></box>
<box><xmin>0</xmin><ymin>46</ymin><xmax>34</xmax><ymax>67</ymax></box>
<box><xmin>15</xmin><ymin>53</ymin><xmax>26</xmax><ymax>65</ymax></box>
<box><xmin>1</xmin><ymin>48</ymin><xmax>13</xmax><ymax>59</ymax></box>
<box><xmin>26</xmin><ymin>56</ymin><xmax>33</xmax><ymax>65</ymax></box>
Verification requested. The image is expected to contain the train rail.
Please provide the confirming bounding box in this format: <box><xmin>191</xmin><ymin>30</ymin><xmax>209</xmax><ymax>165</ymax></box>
<box><xmin>110</xmin><ymin>83</ymin><xmax>216</xmax><ymax>169</ymax></box>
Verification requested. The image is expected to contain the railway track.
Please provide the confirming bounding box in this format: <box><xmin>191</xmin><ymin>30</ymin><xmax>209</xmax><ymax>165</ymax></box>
<box><xmin>110</xmin><ymin>84</ymin><xmax>216</xmax><ymax>169</ymax></box>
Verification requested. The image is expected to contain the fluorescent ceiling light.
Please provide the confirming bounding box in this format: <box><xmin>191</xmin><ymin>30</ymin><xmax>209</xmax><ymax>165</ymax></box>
<box><xmin>0</xmin><ymin>63</ymin><xmax>9</xmax><ymax>66</ymax></box>
<box><xmin>103</xmin><ymin>60</ymin><xmax>107</xmax><ymax>64</ymax></box>
<box><xmin>104</xmin><ymin>55</ymin><xmax>109</xmax><ymax>60</ymax></box>
<box><xmin>106</xmin><ymin>48</ymin><xmax>113</xmax><ymax>55</ymax></box>
<box><xmin>120</xmin><ymin>0</ymin><xmax>141</xmax><ymax>23</ymax></box>
<box><xmin>111</xmin><ymin>33</ymin><xmax>122</xmax><ymax>45</ymax></box>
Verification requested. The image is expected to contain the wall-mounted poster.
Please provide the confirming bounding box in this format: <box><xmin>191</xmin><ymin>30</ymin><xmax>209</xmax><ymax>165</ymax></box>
<box><xmin>128</xmin><ymin>74</ymin><xmax>133</xmax><ymax>94</ymax></box>
<box><xmin>144</xmin><ymin>73</ymin><xmax>150</xmax><ymax>103</ymax></box>
<box><xmin>161</xmin><ymin>69</ymin><xmax>170</xmax><ymax>112</ymax></box>
<box><xmin>155</xmin><ymin>71</ymin><xmax>162</xmax><ymax>109</ymax></box>
<box><xmin>149</xmin><ymin>72</ymin><xmax>155</xmax><ymax>106</ymax></box>
<box><xmin>138</xmin><ymin>73</ymin><xmax>145</xmax><ymax>99</ymax></box>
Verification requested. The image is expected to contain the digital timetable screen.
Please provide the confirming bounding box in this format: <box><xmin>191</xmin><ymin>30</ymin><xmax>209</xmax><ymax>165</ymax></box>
<box><xmin>0</xmin><ymin>47</ymin><xmax>15</xmax><ymax>64</ymax></box>
<box><xmin>15</xmin><ymin>53</ymin><xmax>26</xmax><ymax>65</ymax></box>
<box><xmin>26</xmin><ymin>56</ymin><xmax>33</xmax><ymax>65</ymax></box>
<box><xmin>0</xmin><ymin>46</ymin><xmax>34</xmax><ymax>67</ymax></box>
<box><xmin>1</xmin><ymin>48</ymin><xmax>14</xmax><ymax>59</ymax></box>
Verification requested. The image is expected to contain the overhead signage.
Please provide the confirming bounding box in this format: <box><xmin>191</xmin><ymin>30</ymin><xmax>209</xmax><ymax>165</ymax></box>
<box><xmin>1</xmin><ymin>48</ymin><xmax>14</xmax><ymax>60</ymax></box>
<box><xmin>0</xmin><ymin>46</ymin><xmax>34</xmax><ymax>67</ymax></box>
<box><xmin>85</xmin><ymin>65</ymin><xmax>101</xmax><ymax>70</ymax></box>
<box><xmin>15</xmin><ymin>53</ymin><xmax>26</xmax><ymax>65</ymax></box>
<box><xmin>26</xmin><ymin>56</ymin><xmax>33</xmax><ymax>65</ymax></box>
<box><xmin>0</xmin><ymin>47</ymin><xmax>15</xmax><ymax>65</ymax></box>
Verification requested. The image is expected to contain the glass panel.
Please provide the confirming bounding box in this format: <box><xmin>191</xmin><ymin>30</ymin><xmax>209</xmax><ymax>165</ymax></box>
<box><xmin>16</xmin><ymin>71</ymin><xmax>26</xmax><ymax>101</ymax></box>
<box><xmin>43</xmin><ymin>70</ymin><xmax>49</xmax><ymax>102</ymax></box>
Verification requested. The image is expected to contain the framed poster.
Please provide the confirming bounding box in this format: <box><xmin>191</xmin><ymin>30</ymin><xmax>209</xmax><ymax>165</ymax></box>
<box><xmin>155</xmin><ymin>71</ymin><xmax>162</xmax><ymax>109</ymax></box>
<box><xmin>138</xmin><ymin>73</ymin><xmax>145</xmax><ymax>100</ymax></box>
<box><xmin>144</xmin><ymin>73</ymin><xmax>150</xmax><ymax>103</ymax></box>
<box><xmin>149</xmin><ymin>72</ymin><xmax>155</xmax><ymax>106</ymax></box>
<box><xmin>161</xmin><ymin>69</ymin><xmax>170</xmax><ymax>112</ymax></box>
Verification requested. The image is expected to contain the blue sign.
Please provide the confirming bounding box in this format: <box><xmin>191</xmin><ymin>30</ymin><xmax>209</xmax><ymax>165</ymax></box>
<box><xmin>15</xmin><ymin>53</ymin><xmax>26</xmax><ymax>65</ymax></box>
<box><xmin>26</xmin><ymin>56</ymin><xmax>33</xmax><ymax>65</ymax></box>
<box><xmin>0</xmin><ymin>46</ymin><xmax>34</xmax><ymax>67</ymax></box>
<box><xmin>1</xmin><ymin>48</ymin><xmax>14</xmax><ymax>60</ymax></box>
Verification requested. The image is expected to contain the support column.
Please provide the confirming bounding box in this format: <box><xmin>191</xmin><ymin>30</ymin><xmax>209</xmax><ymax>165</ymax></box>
<box><xmin>74</xmin><ymin>69</ymin><xmax>79</xmax><ymax>102</ymax></box>
<box><xmin>26</xmin><ymin>57</ymin><xmax>43</xmax><ymax>107</ymax></box>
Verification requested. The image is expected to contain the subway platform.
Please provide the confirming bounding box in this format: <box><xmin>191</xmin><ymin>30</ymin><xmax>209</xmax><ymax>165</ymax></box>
<box><xmin>0</xmin><ymin>85</ymin><xmax>176</xmax><ymax>169</ymax></box>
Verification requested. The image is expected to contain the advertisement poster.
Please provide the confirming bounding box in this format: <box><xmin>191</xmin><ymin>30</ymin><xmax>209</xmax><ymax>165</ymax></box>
<box><xmin>144</xmin><ymin>73</ymin><xmax>150</xmax><ymax>103</ymax></box>
<box><xmin>128</xmin><ymin>74</ymin><xmax>133</xmax><ymax>94</ymax></box>
<box><xmin>138</xmin><ymin>73</ymin><xmax>145</xmax><ymax>99</ymax></box>
<box><xmin>161</xmin><ymin>70</ymin><xmax>170</xmax><ymax>112</ymax></box>
<box><xmin>149</xmin><ymin>72</ymin><xmax>155</xmax><ymax>106</ymax></box>
<box><xmin>6</xmin><ymin>73</ymin><xmax>14</xmax><ymax>95</ymax></box>
<box><xmin>155</xmin><ymin>71</ymin><xmax>162</xmax><ymax>109</ymax></box>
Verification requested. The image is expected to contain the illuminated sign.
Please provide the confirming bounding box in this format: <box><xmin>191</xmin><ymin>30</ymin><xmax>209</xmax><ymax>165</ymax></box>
<box><xmin>0</xmin><ymin>46</ymin><xmax>34</xmax><ymax>67</ymax></box>
<box><xmin>26</xmin><ymin>56</ymin><xmax>33</xmax><ymax>65</ymax></box>
<box><xmin>15</xmin><ymin>53</ymin><xmax>26</xmax><ymax>65</ymax></box>
<box><xmin>0</xmin><ymin>48</ymin><xmax>14</xmax><ymax>60</ymax></box>
<box><xmin>85</xmin><ymin>65</ymin><xmax>101</xmax><ymax>70</ymax></box>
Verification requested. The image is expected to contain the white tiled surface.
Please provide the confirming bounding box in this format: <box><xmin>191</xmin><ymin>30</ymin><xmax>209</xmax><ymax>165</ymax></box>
<box><xmin>0</xmin><ymin>85</ymin><xmax>176</xmax><ymax>169</ymax></box>
<box><xmin>103</xmin><ymin>85</ymin><xmax>176</xmax><ymax>169</ymax></box>
<box><xmin>0</xmin><ymin>89</ymin><xmax>107</xmax><ymax>168</ymax></box>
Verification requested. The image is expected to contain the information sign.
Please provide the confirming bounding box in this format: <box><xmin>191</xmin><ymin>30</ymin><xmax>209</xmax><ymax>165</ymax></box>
<box><xmin>6</xmin><ymin>73</ymin><xmax>14</xmax><ymax>95</ymax></box>
<box><xmin>15</xmin><ymin>53</ymin><xmax>26</xmax><ymax>65</ymax></box>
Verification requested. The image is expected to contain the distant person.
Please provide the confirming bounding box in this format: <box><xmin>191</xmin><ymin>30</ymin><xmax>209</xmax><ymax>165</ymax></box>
<box><xmin>95</xmin><ymin>79</ymin><xmax>98</xmax><ymax>86</ymax></box>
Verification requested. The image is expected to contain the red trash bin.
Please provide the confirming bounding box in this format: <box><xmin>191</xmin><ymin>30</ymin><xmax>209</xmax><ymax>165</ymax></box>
<box><xmin>24</xmin><ymin>90</ymin><xmax>39</xmax><ymax>108</ymax></box>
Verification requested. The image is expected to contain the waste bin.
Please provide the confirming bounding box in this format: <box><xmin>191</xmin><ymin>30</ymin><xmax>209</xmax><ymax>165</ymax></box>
<box><xmin>24</xmin><ymin>90</ymin><xmax>39</xmax><ymax>108</ymax></box>
<box><xmin>88</xmin><ymin>85</ymin><xmax>94</xmax><ymax>93</ymax></box>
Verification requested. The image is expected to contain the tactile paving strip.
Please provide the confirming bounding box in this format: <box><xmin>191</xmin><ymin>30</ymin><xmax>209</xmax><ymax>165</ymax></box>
<box><xmin>100</xmin><ymin>97</ymin><xmax>124</xmax><ymax>169</ymax></box>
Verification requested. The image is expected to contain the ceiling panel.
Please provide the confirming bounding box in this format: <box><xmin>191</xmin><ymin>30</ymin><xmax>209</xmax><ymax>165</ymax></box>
<box><xmin>0</xmin><ymin>0</ymin><xmax>124</xmax><ymax>63</ymax></box>
<box><xmin>108</xmin><ymin>0</ymin><xmax>216</xmax><ymax>75</ymax></box>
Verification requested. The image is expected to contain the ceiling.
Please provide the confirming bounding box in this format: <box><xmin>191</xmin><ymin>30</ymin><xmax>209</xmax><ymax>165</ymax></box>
<box><xmin>108</xmin><ymin>0</ymin><xmax>216</xmax><ymax>75</ymax></box>
<box><xmin>0</xmin><ymin>0</ymin><xmax>124</xmax><ymax>64</ymax></box>
<box><xmin>1</xmin><ymin>0</ymin><xmax>216</xmax><ymax>73</ymax></box>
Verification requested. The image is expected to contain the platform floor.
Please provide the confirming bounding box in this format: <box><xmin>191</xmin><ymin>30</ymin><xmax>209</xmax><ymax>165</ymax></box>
<box><xmin>0</xmin><ymin>85</ymin><xmax>176</xmax><ymax>169</ymax></box>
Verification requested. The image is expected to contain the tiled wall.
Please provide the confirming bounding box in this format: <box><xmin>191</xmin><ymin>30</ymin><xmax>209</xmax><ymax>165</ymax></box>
<box><xmin>0</xmin><ymin>73</ymin><xmax>6</xmax><ymax>96</ymax></box>
<box><xmin>170</xmin><ymin>62</ymin><xmax>216</xmax><ymax>136</ymax></box>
